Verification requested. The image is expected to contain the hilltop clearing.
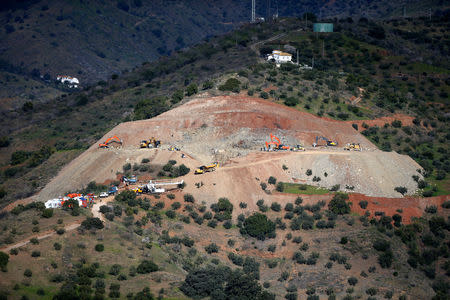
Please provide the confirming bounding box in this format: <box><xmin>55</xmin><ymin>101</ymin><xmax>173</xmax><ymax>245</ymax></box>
<box><xmin>35</xmin><ymin>95</ymin><xmax>422</xmax><ymax>202</ymax></box>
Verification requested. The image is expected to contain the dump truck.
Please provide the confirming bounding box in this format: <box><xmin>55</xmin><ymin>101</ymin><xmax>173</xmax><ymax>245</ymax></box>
<box><xmin>195</xmin><ymin>162</ymin><xmax>219</xmax><ymax>174</ymax></box>
<box><xmin>344</xmin><ymin>143</ymin><xmax>362</xmax><ymax>151</ymax></box>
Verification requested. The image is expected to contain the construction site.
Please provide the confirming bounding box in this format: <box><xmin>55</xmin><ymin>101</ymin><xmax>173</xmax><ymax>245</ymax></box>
<box><xmin>31</xmin><ymin>94</ymin><xmax>437</xmax><ymax>220</ymax></box>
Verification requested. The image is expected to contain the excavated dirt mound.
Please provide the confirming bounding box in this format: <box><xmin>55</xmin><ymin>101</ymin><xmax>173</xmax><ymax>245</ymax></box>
<box><xmin>35</xmin><ymin>95</ymin><xmax>424</xmax><ymax>206</ymax></box>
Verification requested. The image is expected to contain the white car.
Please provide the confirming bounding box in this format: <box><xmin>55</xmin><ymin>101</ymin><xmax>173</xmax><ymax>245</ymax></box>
<box><xmin>99</xmin><ymin>192</ymin><xmax>109</xmax><ymax>198</ymax></box>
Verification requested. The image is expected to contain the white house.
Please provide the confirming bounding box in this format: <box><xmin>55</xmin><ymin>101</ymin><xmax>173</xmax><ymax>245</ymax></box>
<box><xmin>57</xmin><ymin>75</ymin><xmax>80</xmax><ymax>88</ymax></box>
<box><xmin>267</xmin><ymin>50</ymin><xmax>292</xmax><ymax>63</ymax></box>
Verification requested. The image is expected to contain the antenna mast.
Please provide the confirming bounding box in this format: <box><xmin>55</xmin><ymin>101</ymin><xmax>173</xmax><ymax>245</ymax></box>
<box><xmin>252</xmin><ymin>0</ymin><xmax>256</xmax><ymax>23</ymax></box>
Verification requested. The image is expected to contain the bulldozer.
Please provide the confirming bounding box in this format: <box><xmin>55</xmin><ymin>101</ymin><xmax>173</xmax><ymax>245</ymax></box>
<box><xmin>344</xmin><ymin>143</ymin><xmax>362</xmax><ymax>151</ymax></box>
<box><xmin>291</xmin><ymin>145</ymin><xmax>306</xmax><ymax>152</ymax></box>
<box><xmin>140</xmin><ymin>140</ymin><xmax>149</xmax><ymax>148</ymax></box>
<box><xmin>312</xmin><ymin>136</ymin><xmax>337</xmax><ymax>147</ymax></box>
<box><xmin>195</xmin><ymin>162</ymin><xmax>219</xmax><ymax>175</ymax></box>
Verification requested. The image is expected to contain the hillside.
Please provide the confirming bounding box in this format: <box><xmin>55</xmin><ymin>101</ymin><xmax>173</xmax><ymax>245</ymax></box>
<box><xmin>0</xmin><ymin>9</ymin><xmax>449</xmax><ymax>300</ymax></box>
<box><xmin>0</xmin><ymin>15</ymin><xmax>449</xmax><ymax>209</ymax></box>
<box><xmin>0</xmin><ymin>0</ymin><xmax>447</xmax><ymax>85</ymax></box>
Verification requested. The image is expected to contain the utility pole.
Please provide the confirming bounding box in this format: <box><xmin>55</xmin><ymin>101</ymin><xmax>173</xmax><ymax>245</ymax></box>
<box><xmin>322</xmin><ymin>40</ymin><xmax>325</xmax><ymax>58</ymax></box>
<box><xmin>312</xmin><ymin>56</ymin><xmax>314</xmax><ymax>69</ymax></box>
<box><xmin>429</xmin><ymin>8</ymin><xmax>432</xmax><ymax>21</ymax></box>
<box><xmin>251</xmin><ymin>0</ymin><xmax>256</xmax><ymax>23</ymax></box>
<box><xmin>297</xmin><ymin>49</ymin><xmax>299</xmax><ymax>65</ymax></box>
<box><xmin>305</xmin><ymin>12</ymin><xmax>308</xmax><ymax>28</ymax></box>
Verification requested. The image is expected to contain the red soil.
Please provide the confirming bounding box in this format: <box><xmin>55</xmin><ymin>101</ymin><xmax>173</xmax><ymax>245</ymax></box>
<box><xmin>108</xmin><ymin>95</ymin><xmax>374</xmax><ymax>148</ymax></box>
<box><xmin>348</xmin><ymin>193</ymin><xmax>449</xmax><ymax>224</ymax></box>
<box><xmin>347</xmin><ymin>114</ymin><xmax>415</xmax><ymax>132</ymax></box>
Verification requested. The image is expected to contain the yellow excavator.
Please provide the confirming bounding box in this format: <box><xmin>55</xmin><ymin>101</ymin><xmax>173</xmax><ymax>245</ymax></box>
<box><xmin>195</xmin><ymin>162</ymin><xmax>219</xmax><ymax>175</ymax></box>
<box><xmin>344</xmin><ymin>143</ymin><xmax>362</xmax><ymax>151</ymax></box>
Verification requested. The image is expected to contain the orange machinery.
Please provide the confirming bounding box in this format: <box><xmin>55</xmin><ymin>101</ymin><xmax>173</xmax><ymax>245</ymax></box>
<box><xmin>99</xmin><ymin>135</ymin><xmax>123</xmax><ymax>148</ymax></box>
<box><xmin>265</xmin><ymin>133</ymin><xmax>290</xmax><ymax>151</ymax></box>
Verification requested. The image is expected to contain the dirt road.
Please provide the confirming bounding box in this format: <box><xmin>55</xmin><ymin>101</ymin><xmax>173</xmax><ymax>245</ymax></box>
<box><xmin>0</xmin><ymin>222</ymin><xmax>81</xmax><ymax>252</ymax></box>
<box><xmin>91</xmin><ymin>196</ymin><xmax>115</xmax><ymax>221</ymax></box>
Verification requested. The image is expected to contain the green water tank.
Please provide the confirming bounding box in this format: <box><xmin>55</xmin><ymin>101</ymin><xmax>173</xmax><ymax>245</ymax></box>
<box><xmin>313</xmin><ymin>23</ymin><xmax>334</xmax><ymax>33</ymax></box>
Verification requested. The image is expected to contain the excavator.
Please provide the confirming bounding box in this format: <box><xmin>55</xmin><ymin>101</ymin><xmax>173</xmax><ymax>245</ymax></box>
<box><xmin>312</xmin><ymin>136</ymin><xmax>337</xmax><ymax>147</ymax></box>
<box><xmin>344</xmin><ymin>143</ymin><xmax>362</xmax><ymax>151</ymax></box>
<box><xmin>99</xmin><ymin>136</ymin><xmax>123</xmax><ymax>148</ymax></box>
<box><xmin>265</xmin><ymin>133</ymin><xmax>290</xmax><ymax>151</ymax></box>
<box><xmin>195</xmin><ymin>162</ymin><xmax>219</xmax><ymax>175</ymax></box>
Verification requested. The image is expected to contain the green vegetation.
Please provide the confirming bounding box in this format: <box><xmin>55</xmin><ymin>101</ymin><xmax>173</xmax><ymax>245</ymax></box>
<box><xmin>219</xmin><ymin>78</ymin><xmax>241</xmax><ymax>92</ymax></box>
<box><xmin>240</xmin><ymin>213</ymin><xmax>276</xmax><ymax>240</ymax></box>
<box><xmin>180</xmin><ymin>265</ymin><xmax>272</xmax><ymax>299</ymax></box>
<box><xmin>328</xmin><ymin>193</ymin><xmax>350</xmax><ymax>215</ymax></box>
<box><xmin>0</xmin><ymin>251</ymin><xmax>9</xmax><ymax>271</ymax></box>
<box><xmin>282</xmin><ymin>183</ymin><xmax>330</xmax><ymax>195</ymax></box>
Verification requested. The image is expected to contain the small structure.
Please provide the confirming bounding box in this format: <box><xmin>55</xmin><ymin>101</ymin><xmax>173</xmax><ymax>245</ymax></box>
<box><xmin>267</xmin><ymin>50</ymin><xmax>292</xmax><ymax>63</ymax></box>
<box><xmin>313</xmin><ymin>23</ymin><xmax>334</xmax><ymax>33</ymax></box>
<box><xmin>57</xmin><ymin>75</ymin><xmax>80</xmax><ymax>88</ymax></box>
<box><xmin>45</xmin><ymin>198</ymin><xmax>63</xmax><ymax>208</ymax></box>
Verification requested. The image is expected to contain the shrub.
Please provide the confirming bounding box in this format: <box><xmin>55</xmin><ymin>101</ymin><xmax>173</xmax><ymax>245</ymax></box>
<box><xmin>223</xmin><ymin>220</ymin><xmax>232</xmax><ymax>229</ymax></box>
<box><xmin>340</xmin><ymin>237</ymin><xmax>348</xmax><ymax>244</ymax></box>
<box><xmin>205</xmin><ymin>243</ymin><xmax>219</xmax><ymax>254</ymax></box>
<box><xmin>219</xmin><ymin>78</ymin><xmax>241</xmax><ymax>92</ymax></box>
<box><xmin>293</xmin><ymin>236</ymin><xmax>302</xmax><ymax>244</ymax></box>
<box><xmin>137</xmin><ymin>260</ymin><xmax>158</xmax><ymax>274</ymax></box>
<box><xmin>359</xmin><ymin>201</ymin><xmax>368</xmax><ymax>209</ymax></box>
<box><xmin>41</xmin><ymin>208</ymin><xmax>53</xmax><ymax>218</ymax></box>
<box><xmin>24</xmin><ymin>269</ymin><xmax>32</xmax><ymax>277</ymax></box>
<box><xmin>276</xmin><ymin>182</ymin><xmax>284</xmax><ymax>192</ymax></box>
<box><xmin>95</xmin><ymin>244</ymin><xmax>104</xmax><ymax>252</ymax></box>
<box><xmin>285</xmin><ymin>203</ymin><xmax>294</xmax><ymax>211</ymax></box>
<box><xmin>306</xmin><ymin>169</ymin><xmax>312</xmax><ymax>176</ymax></box>
<box><xmin>271</xmin><ymin>202</ymin><xmax>281</xmax><ymax>212</ymax></box>
<box><xmin>81</xmin><ymin>217</ymin><xmax>104</xmax><ymax>230</ymax></box>
<box><xmin>394</xmin><ymin>186</ymin><xmax>407</xmax><ymax>195</ymax></box>
<box><xmin>373</xmin><ymin>239</ymin><xmax>390</xmax><ymax>252</ymax></box>
<box><xmin>260</xmin><ymin>182</ymin><xmax>267</xmax><ymax>190</ymax></box>
<box><xmin>207</xmin><ymin>220</ymin><xmax>217</xmax><ymax>228</ymax></box>
<box><xmin>31</xmin><ymin>251</ymin><xmax>41</xmax><ymax>257</ymax></box>
<box><xmin>328</xmin><ymin>193</ymin><xmax>350</xmax><ymax>215</ymax></box>
<box><xmin>239</xmin><ymin>202</ymin><xmax>247</xmax><ymax>209</ymax></box>
<box><xmin>0</xmin><ymin>252</ymin><xmax>9</xmax><ymax>271</ymax></box>
<box><xmin>268</xmin><ymin>176</ymin><xmax>277</xmax><ymax>185</ymax></box>
<box><xmin>184</xmin><ymin>194</ymin><xmax>195</xmax><ymax>203</ymax></box>
<box><xmin>53</xmin><ymin>243</ymin><xmax>62</xmax><ymax>250</ymax></box>
<box><xmin>240</xmin><ymin>213</ymin><xmax>276</xmax><ymax>240</ymax></box>
<box><xmin>109</xmin><ymin>264</ymin><xmax>121</xmax><ymax>275</ymax></box>
<box><xmin>348</xmin><ymin>277</ymin><xmax>358</xmax><ymax>286</ymax></box>
<box><xmin>425</xmin><ymin>205</ymin><xmax>437</xmax><ymax>214</ymax></box>
<box><xmin>366</xmin><ymin>288</ymin><xmax>377</xmax><ymax>296</ymax></box>
<box><xmin>10</xmin><ymin>248</ymin><xmax>18</xmax><ymax>255</ymax></box>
